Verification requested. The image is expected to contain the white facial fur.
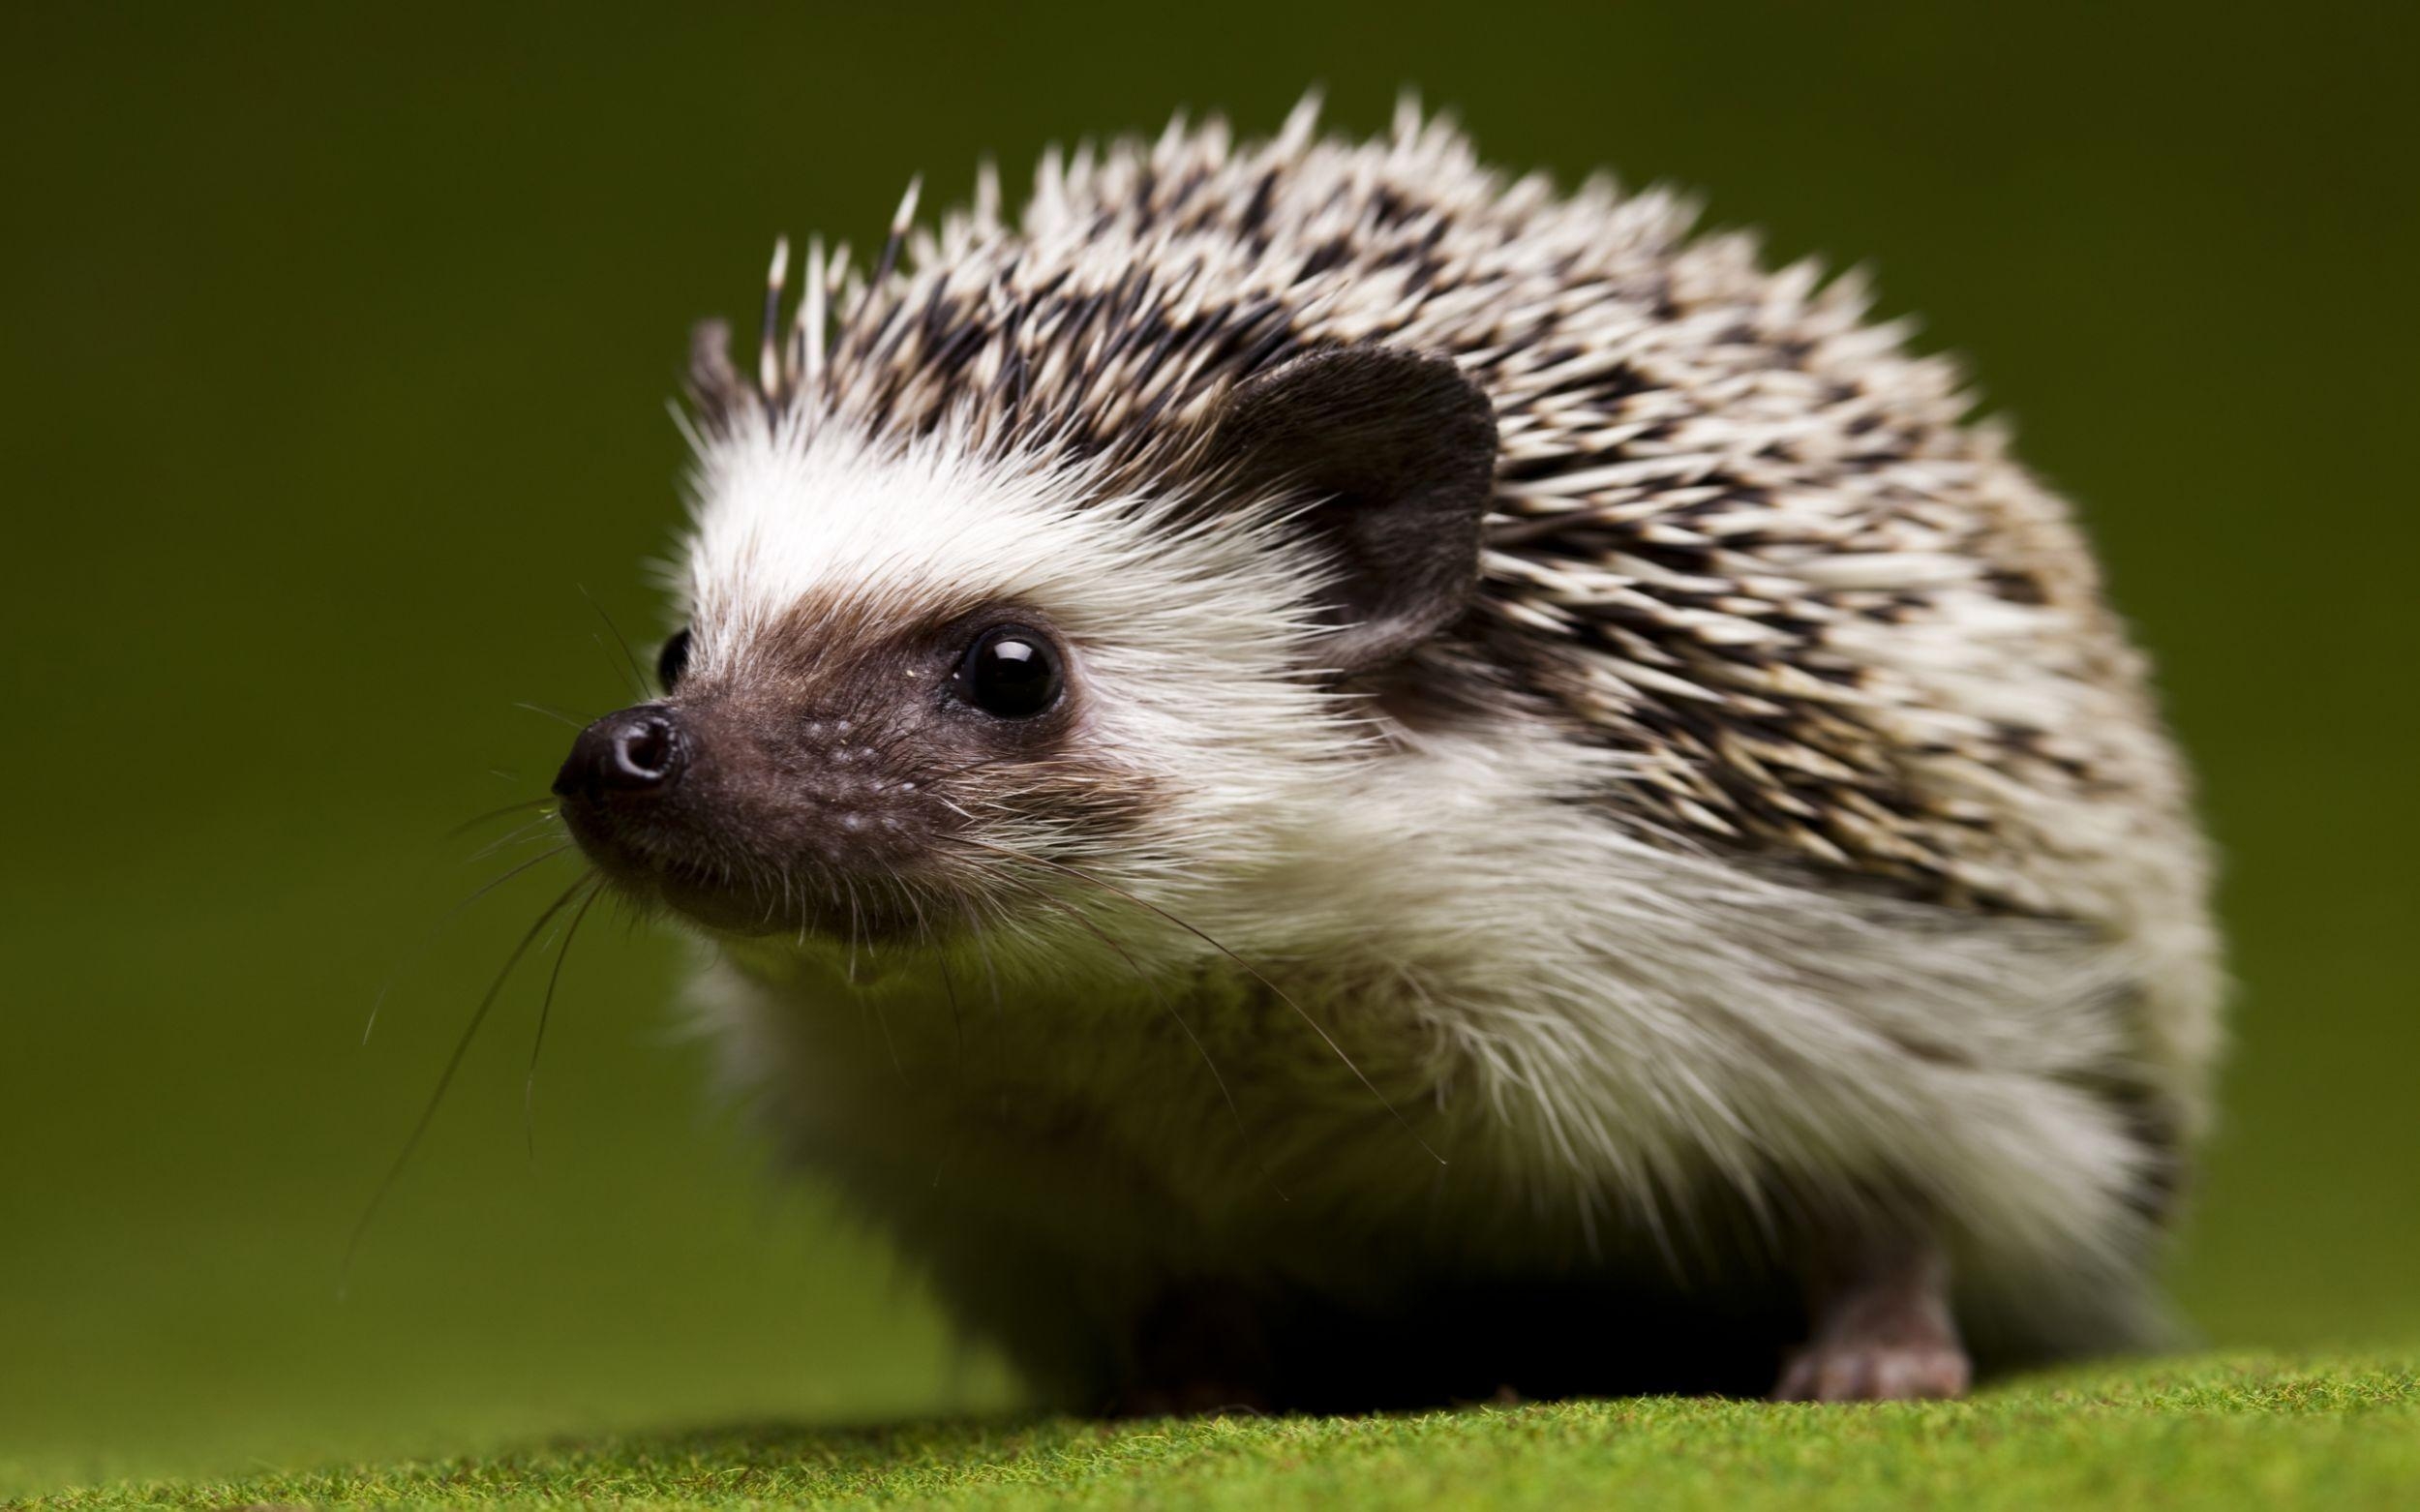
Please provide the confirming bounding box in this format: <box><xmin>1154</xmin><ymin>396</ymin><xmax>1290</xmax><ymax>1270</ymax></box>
<box><xmin>677</xmin><ymin>411</ymin><xmax>1371</xmax><ymax>920</ymax></box>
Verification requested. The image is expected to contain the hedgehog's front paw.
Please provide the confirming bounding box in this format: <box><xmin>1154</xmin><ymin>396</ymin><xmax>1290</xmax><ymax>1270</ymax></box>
<box><xmin>1115</xmin><ymin>1281</ymin><xmax>1275</xmax><ymax>1418</ymax></box>
<box><xmin>1774</xmin><ymin>1224</ymin><xmax>1971</xmax><ymax>1402</ymax></box>
<box><xmin>1772</xmin><ymin>1337</ymin><xmax>1971</xmax><ymax>1402</ymax></box>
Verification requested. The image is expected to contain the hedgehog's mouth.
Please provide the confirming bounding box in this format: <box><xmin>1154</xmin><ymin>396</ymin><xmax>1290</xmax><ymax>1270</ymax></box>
<box><xmin>562</xmin><ymin>813</ymin><xmax>942</xmax><ymax>943</ymax></box>
<box><xmin>621</xmin><ymin>853</ymin><xmax>804</xmax><ymax>939</ymax></box>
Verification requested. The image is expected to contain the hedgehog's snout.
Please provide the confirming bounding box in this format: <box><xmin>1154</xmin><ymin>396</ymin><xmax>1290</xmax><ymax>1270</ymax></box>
<box><xmin>553</xmin><ymin>701</ymin><xmax>727</xmax><ymax>917</ymax></box>
<box><xmin>553</xmin><ymin>703</ymin><xmax>704</xmax><ymax>905</ymax></box>
<box><xmin>553</xmin><ymin>696</ymin><xmax>958</xmax><ymax>938</ymax></box>
<box><xmin>555</xmin><ymin>707</ymin><xmax>686</xmax><ymax>801</ymax></box>
<box><xmin>547</xmin><ymin>609</ymin><xmax>1135</xmax><ymax>942</ymax></box>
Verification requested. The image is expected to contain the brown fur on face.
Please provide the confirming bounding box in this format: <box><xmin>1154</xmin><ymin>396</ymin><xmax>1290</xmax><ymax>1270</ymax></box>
<box><xmin>557</xmin><ymin>595</ymin><xmax>1152</xmax><ymax>940</ymax></box>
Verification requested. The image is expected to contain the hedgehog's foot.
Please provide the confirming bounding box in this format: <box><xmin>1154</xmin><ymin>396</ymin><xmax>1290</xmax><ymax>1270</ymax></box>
<box><xmin>1110</xmin><ymin>1280</ymin><xmax>1275</xmax><ymax>1417</ymax></box>
<box><xmin>1773</xmin><ymin>1228</ymin><xmax>1971</xmax><ymax>1403</ymax></box>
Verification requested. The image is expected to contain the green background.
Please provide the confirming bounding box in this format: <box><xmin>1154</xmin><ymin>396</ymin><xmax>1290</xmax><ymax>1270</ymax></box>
<box><xmin>3</xmin><ymin>2</ymin><xmax>2411</xmax><ymax>1497</ymax></box>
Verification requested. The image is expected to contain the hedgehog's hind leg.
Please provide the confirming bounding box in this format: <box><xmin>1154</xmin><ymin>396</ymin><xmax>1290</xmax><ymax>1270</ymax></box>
<box><xmin>1773</xmin><ymin>1223</ymin><xmax>1972</xmax><ymax>1403</ymax></box>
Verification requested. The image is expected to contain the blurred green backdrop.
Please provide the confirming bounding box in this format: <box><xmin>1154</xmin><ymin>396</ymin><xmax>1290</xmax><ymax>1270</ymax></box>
<box><xmin>3</xmin><ymin>1</ymin><xmax>2412</xmax><ymax>1495</ymax></box>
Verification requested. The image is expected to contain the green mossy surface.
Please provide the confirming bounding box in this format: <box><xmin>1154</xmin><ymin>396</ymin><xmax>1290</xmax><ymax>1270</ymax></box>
<box><xmin>22</xmin><ymin>1355</ymin><xmax>2416</xmax><ymax>1511</ymax></box>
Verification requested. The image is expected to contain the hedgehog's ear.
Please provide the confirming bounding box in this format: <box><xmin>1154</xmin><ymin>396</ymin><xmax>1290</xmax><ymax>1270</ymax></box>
<box><xmin>1211</xmin><ymin>347</ymin><xmax>1498</xmax><ymax>672</ymax></box>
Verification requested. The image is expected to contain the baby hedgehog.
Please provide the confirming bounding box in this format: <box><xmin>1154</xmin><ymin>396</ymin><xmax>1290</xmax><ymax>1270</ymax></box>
<box><xmin>552</xmin><ymin>98</ymin><xmax>2221</xmax><ymax>1409</ymax></box>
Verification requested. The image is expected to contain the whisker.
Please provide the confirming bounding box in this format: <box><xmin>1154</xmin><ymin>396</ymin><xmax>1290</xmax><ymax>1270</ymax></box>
<box><xmin>872</xmin><ymin>997</ymin><xmax>908</xmax><ymax>1082</ymax></box>
<box><xmin>579</xmin><ymin>584</ymin><xmax>653</xmax><ymax>702</ymax></box>
<box><xmin>907</xmin><ymin>889</ymin><xmax>968</xmax><ymax>1190</ymax></box>
<box><xmin>882</xmin><ymin>862</ymin><xmax>961</xmax><ymax>1074</ymax></box>
<box><xmin>467</xmin><ymin>814</ymin><xmax>566</xmax><ymax>864</ymax></box>
<box><xmin>844</xmin><ymin>878</ymin><xmax>864</xmax><ymax>983</ymax></box>
<box><xmin>513</xmin><ymin>701</ymin><xmax>589</xmax><ymax>731</ymax></box>
<box><xmin>928</xmin><ymin>906</ymin><xmax>966</xmax><ymax>1069</ymax></box>
<box><xmin>957</xmin><ymin>894</ymin><xmax>1004</xmax><ymax>1017</ymax></box>
<box><xmin>525</xmin><ymin>876</ymin><xmax>606</xmax><ymax>1160</ymax></box>
<box><xmin>953</xmin><ymin>835</ymin><xmax>1445</xmax><ymax>1166</ymax></box>
<box><xmin>445</xmin><ymin>797</ymin><xmax>559</xmax><ymax>840</ymax></box>
<box><xmin>363</xmin><ymin>843</ymin><xmax>573</xmax><ymax>1045</ymax></box>
<box><xmin>343</xmin><ymin>872</ymin><xmax>593</xmax><ymax>1293</ymax></box>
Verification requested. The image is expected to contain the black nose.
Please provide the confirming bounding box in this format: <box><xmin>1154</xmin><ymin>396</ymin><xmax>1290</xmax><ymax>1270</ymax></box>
<box><xmin>554</xmin><ymin>708</ymin><xmax>685</xmax><ymax>800</ymax></box>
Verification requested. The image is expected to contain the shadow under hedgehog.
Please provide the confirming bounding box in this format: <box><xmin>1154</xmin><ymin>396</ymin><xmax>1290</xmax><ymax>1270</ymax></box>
<box><xmin>550</xmin><ymin>97</ymin><xmax>2222</xmax><ymax>1411</ymax></box>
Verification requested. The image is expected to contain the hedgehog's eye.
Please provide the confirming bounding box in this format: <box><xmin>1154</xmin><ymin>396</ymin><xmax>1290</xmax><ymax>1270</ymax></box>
<box><xmin>955</xmin><ymin>624</ymin><xmax>1062</xmax><ymax>719</ymax></box>
<box><xmin>656</xmin><ymin>627</ymin><xmax>693</xmax><ymax>691</ymax></box>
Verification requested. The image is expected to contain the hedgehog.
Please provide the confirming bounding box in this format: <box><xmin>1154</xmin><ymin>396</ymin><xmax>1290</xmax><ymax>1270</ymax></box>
<box><xmin>547</xmin><ymin>95</ymin><xmax>2222</xmax><ymax>1409</ymax></box>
